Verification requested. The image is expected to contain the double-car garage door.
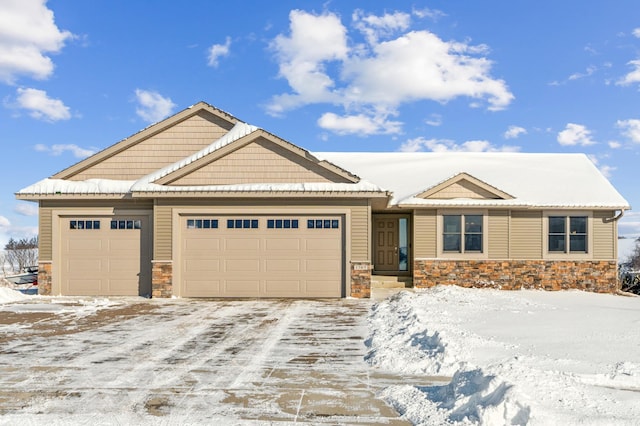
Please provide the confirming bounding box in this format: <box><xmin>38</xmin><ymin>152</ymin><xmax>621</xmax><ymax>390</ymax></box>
<box><xmin>179</xmin><ymin>215</ymin><xmax>344</xmax><ymax>298</ymax></box>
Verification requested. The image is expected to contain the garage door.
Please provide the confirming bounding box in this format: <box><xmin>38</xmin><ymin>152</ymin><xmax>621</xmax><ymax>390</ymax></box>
<box><xmin>60</xmin><ymin>215</ymin><xmax>151</xmax><ymax>296</ymax></box>
<box><xmin>180</xmin><ymin>215</ymin><xmax>343</xmax><ymax>298</ymax></box>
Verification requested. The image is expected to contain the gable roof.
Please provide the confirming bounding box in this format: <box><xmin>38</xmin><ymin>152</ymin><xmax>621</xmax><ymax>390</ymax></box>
<box><xmin>17</xmin><ymin>107</ymin><xmax>387</xmax><ymax>200</ymax></box>
<box><xmin>314</xmin><ymin>152</ymin><xmax>630</xmax><ymax>209</ymax></box>
<box><xmin>52</xmin><ymin>101</ymin><xmax>239</xmax><ymax>180</ymax></box>
<box><xmin>15</xmin><ymin>101</ymin><xmax>630</xmax><ymax>209</ymax></box>
<box><xmin>416</xmin><ymin>172</ymin><xmax>514</xmax><ymax>200</ymax></box>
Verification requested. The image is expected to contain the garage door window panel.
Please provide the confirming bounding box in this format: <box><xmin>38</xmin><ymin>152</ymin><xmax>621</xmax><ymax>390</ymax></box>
<box><xmin>307</xmin><ymin>219</ymin><xmax>340</xmax><ymax>229</ymax></box>
<box><xmin>227</xmin><ymin>219</ymin><xmax>259</xmax><ymax>229</ymax></box>
<box><xmin>187</xmin><ymin>219</ymin><xmax>219</xmax><ymax>229</ymax></box>
<box><xmin>70</xmin><ymin>220</ymin><xmax>100</xmax><ymax>230</ymax></box>
<box><xmin>267</xmin><ymin>219</ymin><xmax>299</xmax><ymax>229</ymax></box>
<box><xmin>111</xmin><ymin>219</ymin><xmax>141</xmax><ymax>230</ymax></box>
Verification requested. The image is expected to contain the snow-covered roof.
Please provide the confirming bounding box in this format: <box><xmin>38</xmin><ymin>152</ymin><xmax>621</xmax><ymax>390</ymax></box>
<box><xmin>314</xmin><ymin>152</ymin><xmax>630</xmax><ymax>209</ymax></box>
<box><xmin>16</xmin><ymin>116</ymin><xmax>630</xmax><ymax>210</ymax></box>
<box><xmin>17</xmin><ymin>178</ymin><xmax>136</xmax><ymax>196</ymax></box>
<box><xmin>16</xmin><ymin>121</ymin><xmax>387</xmax><ymax>198</ymax></box>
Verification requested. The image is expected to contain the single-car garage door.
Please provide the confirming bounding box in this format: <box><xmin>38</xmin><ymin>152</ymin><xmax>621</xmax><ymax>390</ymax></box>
<box><xmin>180</xmin><ymin>215</ymin><xmax>344</xmax><ymax>298</ymax></box>
<box><xmin>60</xmin><ymin>215</ymin><xmax>151</xmax><ymax>296</ymax></box>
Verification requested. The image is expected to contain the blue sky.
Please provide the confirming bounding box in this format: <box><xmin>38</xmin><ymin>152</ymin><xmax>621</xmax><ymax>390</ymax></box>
<box><xmin>2</xmin><ymin>0</ymin><xmax>640</xmax><ymax>248</ymax></box>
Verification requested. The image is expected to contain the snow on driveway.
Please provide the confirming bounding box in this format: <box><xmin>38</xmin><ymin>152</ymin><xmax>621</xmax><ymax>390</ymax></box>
<box><xmin>0</xmin><ymin>294</ymin><xmax>423</xmax><ymax>425</ymax></box>
<box><xmin>366</xmin><ymin>287</ymin><xmax>640</xmax><ymax>425</ymax></box>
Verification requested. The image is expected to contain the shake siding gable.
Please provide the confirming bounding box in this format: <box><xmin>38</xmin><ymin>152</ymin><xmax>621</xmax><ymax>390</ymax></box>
<box><xmin>169</xmin><ymin>138</ymin><xmax>348</xmax><ymax>186</ymax></box>
<box><xmin>428</xmin><ymin>180</ymin><xmax>500</xmax><ymax>200</ymax></box>
<box><xmin>510</xmin><ymin>210</ymin><xmax>543</xmax><ymax>259</ymax></box>
<box><xmin>488</xmin><ymin>210</ymin><xmax>510</xmax><ymax>259</ymax></box>
<box><xmin>68</xmin><ymin>112</ymin><xmax>235</xmax><ymax>181</ymax></box>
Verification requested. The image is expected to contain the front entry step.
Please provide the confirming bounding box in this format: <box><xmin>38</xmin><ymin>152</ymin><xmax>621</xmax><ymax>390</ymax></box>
<box><xmin>371</xmin><ymin>275</ymin><xmax>413</xmax><ymax>289</ymax></box>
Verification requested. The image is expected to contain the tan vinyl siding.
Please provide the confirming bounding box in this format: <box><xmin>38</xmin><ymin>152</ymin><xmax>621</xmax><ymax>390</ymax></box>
<box><xmin>593</xmin><ymin>210</ymin><xmax>615</xmax><ymax>259</ymax></box>
<box><xmin>154</xmin><ymin>204</ymin><xmax>173</xmax><ymax>260</ymax></box>
<box><xmin>70</xmin><ymin>112</ymin><xmax>234</xmax><ymax>181</ymax></box>
<box><xmin>488</xmin><ymin>210</ymin><xmax>509</xmax><ymax>259</ymax></box>
<box><xmin>38</xmin><ymin>206</ymin><xmax>53</xmax><ymax>261</ymax></box>
<box><xmin>428</xmin><ymin>181</ymin><xmax>499</xmax><ymax>200</ymax></box>
<box><xmin>170</xmin><ymin>138</ymin><xmax>350</xmax><ymax>185</ymax></box>
<box><xmin>413</xmin><ymin>209</ymin><xmax>437</xmax><ymax>258</ymax></box>
<box><xmin>511</xmin><ymin>210</ymin><xmax>542</xmax><ymax>259</ymax></box>
<box><xmin>350</xmin><ymin>202</ymin><xmax>370</xmax><ymax>260</ymax></box>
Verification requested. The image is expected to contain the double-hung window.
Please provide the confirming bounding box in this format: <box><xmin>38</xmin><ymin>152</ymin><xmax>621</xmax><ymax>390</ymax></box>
<box><xmin>548</xmin><ymin>216</ymin><xmax>588</xmax><ymax>253</ymax></box>
<box><xmin>443</xmin><ymin>214</ymin><xmax>483</xmax><ymax>253</ymax></box>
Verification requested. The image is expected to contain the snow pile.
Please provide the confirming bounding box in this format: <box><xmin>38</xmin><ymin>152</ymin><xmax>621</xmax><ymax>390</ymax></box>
<box><xmin>0</xmin><ymin>287</ymin><xmax>30</xmax><ymax>304</ymax></box>
<box><xmin>367</xmin><ymin>287</ymin><xmax>640</xmax><ymax>425</ymax></box>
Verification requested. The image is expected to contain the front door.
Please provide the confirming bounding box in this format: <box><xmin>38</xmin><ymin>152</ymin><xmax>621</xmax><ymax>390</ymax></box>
<box><xmin>373</xmin><ymin>215</ymin><xmax>409</xmax><ymax>273</ymax></box>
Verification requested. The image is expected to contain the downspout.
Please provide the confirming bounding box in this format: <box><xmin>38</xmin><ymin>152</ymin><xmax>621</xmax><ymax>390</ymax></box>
<box><xmin>604</xmin><ymin>209</ymin><xmax>625</xmax><ymax>223</ymax></box>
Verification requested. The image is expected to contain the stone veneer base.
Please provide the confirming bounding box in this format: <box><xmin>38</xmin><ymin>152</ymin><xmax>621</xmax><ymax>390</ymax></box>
<box><xmin>413</xmin><ymin>259</ymin><xmax>618</xmax><ymax>293</ymax></box>
<box><xmin>37</xmin><ymin>261</ymin><xmax>52</xmax><ymax>296</ymax></box>
<box><xmin>152</xmin><ymin>261</ymin><xmax>173</xmax><ymax>298</ymax></box>
<box><xmin>350</xmin><ymin>262</ymin><xmax>371</xmax><ymax>298</ymax></box>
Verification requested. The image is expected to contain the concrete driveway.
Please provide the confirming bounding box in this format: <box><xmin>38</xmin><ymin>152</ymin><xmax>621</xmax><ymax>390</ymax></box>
<box><xmin>0</xmin><ymin>297</ymin><xmax>416</xmax><ymax>425</ymax></box>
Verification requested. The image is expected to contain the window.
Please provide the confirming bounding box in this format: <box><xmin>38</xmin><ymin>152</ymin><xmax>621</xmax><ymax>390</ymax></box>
<box><xmin>443</xmin><ymin>214</ymin><xmax>483</xmax><ymax>253</ymax></box>
<box><xmin>70</xmin><ymin>220</ymin><xmax>100</xmax><ymax>230</ymax></box>
<box><xmin>307</xmin><ymin>219</ymin><xmax>339</xmax><ymax>229</ymax></box>
<box><xmin>110</xmin><ymin>219</ymin><xmax>141</xmax><ymax>230</ymax></box>
<box><xmin>548</xmin><ymin>216</ymin><xmax>587</xmax><ymax>253</ymax></box>
<box><xmin>227</xmin><ymin>218</ymin><xmax>259</xmax><ymax>229</ymax></box>
<box><xmin>267</xmin><ymin>219</ymin><xmax>299</xmax><ymax>229</ymax></box>
<box><xmin>187</xmin><ymin>219</ymin><xmax>219</xmax><ymax>229</ymax></box>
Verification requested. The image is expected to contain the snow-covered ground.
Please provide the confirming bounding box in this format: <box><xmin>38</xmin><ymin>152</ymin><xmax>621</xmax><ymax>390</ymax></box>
<box><xmin>3</xmin><ymin>286</ymin><xmax>640</xmax><ymax>425</ymax></box>
<box><xmin>366</xmin><ymin>287</ymin><xmax>640</xmax><ymax>425</ymax></box>
<box><xmin>0</xmin><ymin>290</ymin><xmax>412</xmax><ymax>425</ymax></box>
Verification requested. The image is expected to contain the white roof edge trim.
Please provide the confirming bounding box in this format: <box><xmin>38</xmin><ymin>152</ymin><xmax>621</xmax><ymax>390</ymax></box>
<box><xmin>397</xmin><ymin>197</ymin><xmax>630</xmax><ymax>209</ymax></box>
<box><xmin>131</xmin><ymin>181</ymin><xmax>386</xmax><ymax>193</ymax></box>
<box><xmin>132</xmin><ymin>121</ymin><xmax>259</xmax><ymax>188</ymax></box>
<box><xmin>16</xmin><ymin>178</ymin><xmax>135</xmax><ymax>195</ymax></box>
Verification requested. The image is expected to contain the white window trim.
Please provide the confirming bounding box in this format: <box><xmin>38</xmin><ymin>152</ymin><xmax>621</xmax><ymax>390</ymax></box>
<box><xmin>437</xmin><ymin>209</ymin><xmax>488</xmax><ymax>259</ymax></box>
<box><xmin>542</xmin><ymin>211</ymin><xmax>593</xmax><ymax>260</ymax></box>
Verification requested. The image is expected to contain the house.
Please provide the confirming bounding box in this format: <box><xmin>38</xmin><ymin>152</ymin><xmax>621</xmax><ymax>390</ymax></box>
<box><xmin>16</xmin><ymin>102</ymin><xmax>630</xmax><ymax>298</ymax></box>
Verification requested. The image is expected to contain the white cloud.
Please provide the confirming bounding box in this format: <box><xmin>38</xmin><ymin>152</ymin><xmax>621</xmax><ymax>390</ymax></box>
<box><xmin>617</xmin><ymin>60</ymin><xmax>640</xmax><ymax>86</ymax></box>
<box><xmin>0</xmin><ymin>0</ymin><xmax>73</xmax><ymax>83</ymax></box>
<box><xmin>268</xmin><ymin>10</ymin><xmax>348</xmax><ymax>115</ymax></box>
<box><xmin>412</xmin><ymin>7</ymin><xmax>446</xmax><ymax>21</ymax></box>
<box><xmin>14</xmin><ymin>203</ymin><xmax>38</xmax><ymax>217</ymax></box>
<box><xmin>318</xmin><ymin>112</ymin><xmax>402</xmax><ymax>135</ymax></box>
<box><xmin>568</xmin><ymin>65</ymin><xmax>596</xmax><ymax>81</ymax></box>
<box><xmin>15</xmin><ymin>87</ymin><xmax>71</xmax><ymax>121</ymax></box>
<box><xmin>352</xmin><ymin>9</ymin><xmax>411</xmax><ymax>44</ymax></box>
<box><xmin>633</xmin><ymin>28</ymin><xmax>640</xmax><ymax>38</ymax></box>
<box><xmin>134</xmin><ymin>89</ymin><xmax>176</xmax><ymax>123</ymax></box>
<box><xmin>616</xmin><ymin>119</ymin><xmax>640</xmax><ymax>143</ymax></box>
<box><xmin>557</xmin><ymin>123</ymin><xmax>596</xmax><ymax>146</ymax></box>
<box><xmin>34</xmin><ymin>143</ymin><xmax>96</xmax><ymax>158</ymax></box>
<box><xmin>207</xmin><ymin>36</ymin><xmax>231</xmax><ymax>68</ymax></box>
<box><xmin>399</xmin><ymin>137</ymin><xmax>519</xmax><ymax>153</ymax></box>
<box><xmin>425</xmin><ymin>113</ymin><xmax>442</xmax><ymax>126</ymax></box>
<box><xmin>588</xmin><ymin>155</ymin><xmax>616</xmax><ymax>178</ymax></box>
<box><xmin>268</xmin><ymin>9</ymin><xmax>513</xmax><ymax>135</ymax></box>
<box><xmin>504</xmin><ymin>125</ymin><xmax>527</xmax><ymax>139</ymax></box>
<box><xmin>608</xmin><ymin>140</ymin><xmax>622</xmax><ymax>149</ymax></box>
